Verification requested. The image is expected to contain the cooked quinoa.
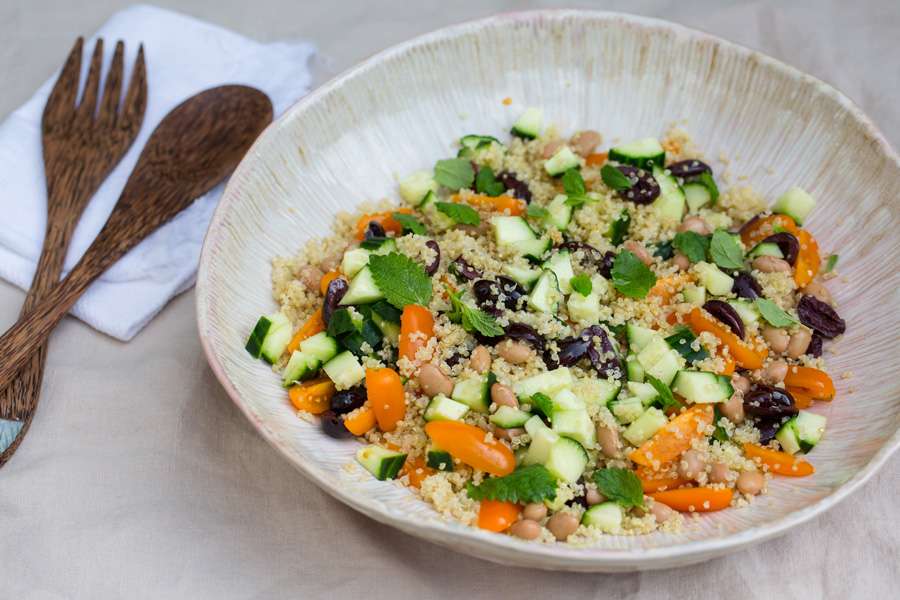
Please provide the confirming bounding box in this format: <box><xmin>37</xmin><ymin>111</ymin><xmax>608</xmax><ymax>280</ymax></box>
<box><xmin>246</xmin><ymin>107</ymin><xmax>846</xmax><ymax>544</ymax></box>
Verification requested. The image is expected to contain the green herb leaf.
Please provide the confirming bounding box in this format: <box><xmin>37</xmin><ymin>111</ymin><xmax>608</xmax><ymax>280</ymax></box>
<box><xmin>824</xmin><ymin>254</ymin><xmax>839</xmax><ymax>273</ymax></box>
<box><xmin>601</xmin><ymin>164</ymin><xmax>633</xmax><ymax>191</ymax></box>
<box><xmin>526</xmin><ymin>204</ymin><xmax>549</xmax><ymax>219</ymax></box>
<box><xmin>607</xmin><ymin>209</ymin><xmax>631</xmax><ymax>246</ymax></box>
<box><xmin>665</xmin><ymin>326</ymin><xmax>710</xmax><ymax>363</ymax></box>
<box><xmin>434</xmin><ymin>158</ymin><xmax>475</xmax><ymax>190</ymax></box>
<box><xmin>360</xmin><ymin>237</ymin><xmax>389</xmax><ymax>251</ymax></box>
<box><xmin>709</xmin><ymin>229</ymin><xmax>745</xmax><ymax>270</ymax></box>
<box><xmin>529</xmin><ymin>392</ymin><xmax>554</xmax><ymax>418</ymax></box>
<box><xmin>653</xmin><ymin>240</ymin><xmax>674</xmax><ymax>260</ymax></box>
<box><xmin>368</xmin><ymin>252</ymin><xmax>433</xmax><ymax>309</ymax></box>
<box><xmin>570</xmin><ymin>274</ymin><xmax>593</xmax><ymax>296</ymax></box>
<box><xmin>445</xmin><ymin>286</ymin><xmax>504</xmax><ymax>338</ymax></box>
<box><xmin>475</xmin><ymin>166</ymin><xmax>506</xmax><ymax>196</ymax></box>
<box><xmin>466</xmin><ymin>464</ymin><xmax>558</xmax><ymax>504</ymax></box>
<box><xmin>754</xmin><ymin>298</ymin><xmax>798</xmax><ymax>327</ymax></box>
<box><xmin>593</xmin><ymin>468</ymin><xmax>644</xmax><ymax>509</ymax></box>
<box><xmin>694</xmin><ymin>172</ymin><xmax>719</xmax><ymax>204</ymax></box>
<box><xmin>435</xmin><ymin>201</ymin><xmax>481</xmax><ymax>226</ymax></box>
<box><xmin>672</xmin><ymin>231</ymin><xmax>710</xmax><ymax>263</ymax></box>
<box><xmin>611</xmin><ymin>251</ymin><xmax>656</xmax><ymax>299</ymax></box>
<box><xmin>561</xmin><ymin>168</ymin><xmax>586</xmax><ymax>196</ymax></box>
<box><xmin>391</xmin><ymin>212</ymin><xmax>427</xmax><ymax>235</ymax></box>
<box><xmin>645</xmin><ymin>374</ymin><xmax>682</xmax><ymax>412</ymax></box>
<box><xmin>712</xmin><ymin>406</ymin><xmax>730</xmax><ymax>443</ymax></box>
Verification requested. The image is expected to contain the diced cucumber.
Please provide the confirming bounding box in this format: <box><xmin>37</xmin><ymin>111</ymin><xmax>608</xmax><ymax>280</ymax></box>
<box><xmin>551</xmin><ymin>389</ymin><xmax>586</xmax><ymax>412</ymax></box>
<box><xmin>671</xmin><ymin>370</ymin><xmax>734</xmax><ymax>403</ymax></box>
<box><xmin>502</xmin><ymin>263</ymin><xmax>542</xmax><ymax>290</ymax></box>
<box><xmin>748</xmin><ymin>242</ymin><xmax>783</xmax><ymax>259</ymax></box>
<box><xmin>368</xmin><ymin>237</ymin><xmax>398</xmax><ymax>256</ymax></box>
<box><xmin>545</xmin><ymin>194</ymin><xmax>573</xmax><ymax>230</ymax></box>
<box><xmin>517</xmin><ymin>237</ymin><xmax>552</xmax><ymax>261</ymax></box>
<box><xmin>544</xmin><ymin>436</ymin><xmax>589</xmax><ymax>483</ymax></box>
<box><xmin>636</xmin><ymin>336</ymin><xmax>683</xmax><ymax>385</ymax></box>
<box><xmin>683</xmin><ymin>181</ymin><xmax>713</xmax><ymax>213</ymax></box>
<box><xmin>727</xmin><ymin>299</ymin><xmax>759</xmax><ymax>327</ymax></box>
<box><xmin>426</xmin><ymin>448</ymin><xmax>454</xmax><ymax>471</ymax></box>
<box><xmin>457</xmin><ymin>134</ymin><xmax>504</xmax><ymax>160</ymax></box>
<box><xmin>567</xmin><ymin>289</ymin><xmax>601</xmax><ymax>324</ymax></box>
<box><xmin>422</xmin><ymin>193</ymin><xmax>456</xmax><ymax>229</ymax></box>
<box><xmin>527</xmin><ymin>269</ymin><xmax>562</xmax><ymax>313</ymax></box>
<box><xmin>523</xmin><ymin>427</ymin><xmax>559</xmax><ymax>466</ymax></box>
<box><xmin>623</xmin><ymin>407</ymin><xmax>668</xmax><ymax>446</ymax></box>
<box><xmin>424</xmin><ymin>394</ymin><xmax>470</xmax><ymax>422</ymax></box>
<box><xmin>492</xmin><ymin>215</ymin><xmax>537</xmax><ymax>252</ymax></box>
<box><xmin>356</xmin><ymin>445</ymin><xmax>407</xmax><ymax>481</ymax></box>
<box><xmin>574</xmin><ymin>377</ymin><xmax>621</xmax><ymax>406</ymax></box>
<box><xmin>626</xmin><ymin>323</ymin><xmax>657</xmax><ymax>353</ymax></box>
<box><xmin>544</xmin><ymin>147</ymin><xmax>580</xmax><ymax>176</ymax></box>
<box><xmin>246</xmin><ymin>312</ymin><xmax>293</xmax><ymax>364</ymax></box>
<box><xmin>683</xmin><ymin>284</ymin><xmax>706</xmax><ymax>306</ymax></box>
<box><xmin>511</xmin><ymin>107</ymin><xmax>543</xmax><ymax>139</ymax></box>
<box><xmin>772</xmin><ymin>186</ymin><xmax>815</xmax><ymax>225</ymax></box>
<box><xmin>451</xmin><ymin>372</ymin><xmax>495</xmax><ymax>413</ymax></box>
<box><xmin>490</xmin><ymin>405</ymin><xmax>532</xmax><ymax>428</ymax></box>
<box><xmin>513</xmin><ymin>367</ymin><xmax>573</xmax><ymax>398</ymax></box>
<box><xmin>282</xmin><ymin>350</ymin><xmax>320</xmax><ymax>387</ymax></box>
<box><xmin>552</xmin><ymin>409</ymin><xmax>596</xmax><ymax>448</ymax></box>
<box><xmin>581</xmin><ymin>502</ymin><xmax>623</xmax><ymax>532</ymax></box>
<box><xmin>341</xmin><ymin>248</ymin><xmax>371</xmax><ymax>279</ymax></box>
<box><xmin>652</xmin><ymin>166</ymin><xmax>686</xmax><ymax>222</ymax></box>
<box><xmin>322</xmin><ymin>351</ymin><xmax>366</xmax><ymax>390</ymax></box>
<box><xmin>299</xmin><ymin>331</ymin><xmax>340</xmax><ymax>363</ymax></box>
<box><xmin>340</xmin><ymin>267</ymin><xmax>385</xmax><ymax>305</ymax></box>
<box><xmin>626</xmin><ymin>354</ymin><xmax>645</xmax><ymax>382</ymax></box>
<box><xmin>399</xmin><ymin>171</ymin><xmax>438</xmax><ymax>206</ymax></box>
<box><xmin>611</xmin><ymin>397</ymin><xmax>645</xmax><ymax>424</ymax></box>
<box><xmin>627</xmin><ymin>381</ymin><xmax>659</xmax><ymax>405</ymax></box>
<box><xmin>609</xmin><ymin>138</ymin><xmax>666</xmax><ymax>169</ymax></box>
<box><xmin>695</xmin><ymin>261</ymin><xmax>734</xmax><ymax>296</ymax></box>
<box><xmin>776</xmin><ymin>410</ymin><xmax>826</xmax><ymax>454</ymax></box>
<box><xmin>524</xmin><ymin>414</ymin><xmax>549</xmax><ymax>436</ymax></box>
<box><xmin>370</xmin><ymin>312</ymin><xmax>400</xmax><ymax>345</ymax></box>
<box><xmin>542</xmin><ymin>251</ymin><xmax>575</xmax><ymax>294</ymax></box>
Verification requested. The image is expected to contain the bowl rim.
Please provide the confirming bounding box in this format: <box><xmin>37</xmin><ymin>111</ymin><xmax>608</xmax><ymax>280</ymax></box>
<box><xmin>196</xmin><ymin>9</ymin><xmax>900</xmax><ymax>569</ymax></box>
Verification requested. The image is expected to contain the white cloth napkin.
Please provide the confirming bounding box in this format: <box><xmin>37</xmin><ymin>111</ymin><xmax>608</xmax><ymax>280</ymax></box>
<box><xmin>0</xmin><ymin>4</ymin><xmax>315</xmax><ymax>341</ymax></box>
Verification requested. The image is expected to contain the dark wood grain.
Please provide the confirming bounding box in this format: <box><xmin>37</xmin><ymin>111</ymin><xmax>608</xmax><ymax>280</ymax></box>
<box><xmin>0</xmin><ymin>85</ymin><xmax>273</xmax><ymax>396</ymax></box>
<box><xmin>0</xmin><ymin>38</ymin><xmax>147</xmax><ymax>465</ymax></box>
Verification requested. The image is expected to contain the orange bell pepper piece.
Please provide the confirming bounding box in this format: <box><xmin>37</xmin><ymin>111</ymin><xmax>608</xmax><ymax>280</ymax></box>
<box><xmin>477</xmin><ymin>500</ymin><xmax>521</xmax><ymax>532</ymax></box>
<box><xmin>648</xmin><ymin>272</ymin><xmax>694</xmax><ymax>305</ymax></box>
<box><xmin>343</xmin><ymin>405</ymin><xmax>377</xmax><ymax>436</ymax></box>
<box><xmin>400</xmin><ymin>456</ymin><xmax>435</xmax><ymax>489</ymax></box>
<box><xmin>287</xmin><ymin>308</ymin><xmax>326</xmax><ymax>353</ymax></box>
<box><xmin>354</xmin><ymin>208</ymin><xmax>413</xmax><ymax>240</ymax></box>
<box><xmin>399</xmin><ymin>304</ymin><xmax>435</xmax><ymax>363</ymax></box>
<box><xmin>740</xmin><ymin>214</ymin><xmax>799</xmax><ymax>247</ymax></box>
<box><xmin>585</xmin><ymin>152</ymin><xmax>608</xmax><ymax>167</ymax></box>
<box><xmin>686</xmin><ymin>307</ymin><xmax>768</xmax><ymax>370</ymax></box>
<box><xmin>288</xmin><ymin>377</ymin><xmax>335</xmax><ymax>414</ymax></box>
<box><xmin>450</xmin><ymin>193</ymin><xmax>526</xmax><ymax>216</ymax></box>
<box><xmin>784</xmin><ymin>366</ymin><xmax>835</xmax><ymax>401</ymax></box>
<box><xmin>425</xmin><ymin>421</ymin><xmax>516</xmax><ymax>476</ymax></box>
<box><xmin>650</xmin><ymin>487</ymin><xmax>734</xmax><ymax>512</ymax></box>
<box><xmin>630</xmin><ymin>405</ymin><xmax>714</xmax><ymax>469</ymax></box>
<box><xmin>319</xmin><ymin>269</ymin><xmax>342</xmax><ymax>295</ymax></box>
<box><xmin>636</xmin><ymin>467</ymin><xmax>689</xmax><ymax>493</ymax></box>
<box><xmin>743</xmin><ymin>443</ymin><xmax>815</xmax><ymax>477</ymax></box>
<box><xmin>365</xmin><ymin>368</ymin><xmax>406</xmax><ymax>432</ymax></box>
<box><xmin>793</xmin><ymin>229</ymin><xmax>820</xmax><ymax>288</ymax></box>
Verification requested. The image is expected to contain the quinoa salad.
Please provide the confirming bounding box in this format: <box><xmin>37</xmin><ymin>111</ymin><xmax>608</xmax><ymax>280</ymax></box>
<box><xmin>244</xmin><ymin>107</ymin><xmax>847</xmax><ymax>544</ymax></box>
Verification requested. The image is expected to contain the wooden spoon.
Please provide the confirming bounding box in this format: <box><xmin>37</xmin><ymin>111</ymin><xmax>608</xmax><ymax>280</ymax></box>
<box><xmin>0</xmin><ymin>85</ymin><xmax>273</xmax><ymax>390</ymax></box>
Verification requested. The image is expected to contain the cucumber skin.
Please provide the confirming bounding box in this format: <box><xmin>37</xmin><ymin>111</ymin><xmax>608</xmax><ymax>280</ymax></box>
<box><xmin>245</xmin><ymin>316</ymin><xmax>273</xmax><ymax>358</ymax></box>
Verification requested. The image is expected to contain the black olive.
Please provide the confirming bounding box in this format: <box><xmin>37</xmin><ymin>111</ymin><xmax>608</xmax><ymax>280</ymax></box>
<box><xmin>797</xmin><ymin>295</ymin><xmax>846</xmax><ymax>339</ymax></box>
<box><xmin>424</xmin><ymin>240</ymin><xmax>441</xmax><ymax>276</ymax></box>
<box><xmin>807</xmin><ymin>332</ymin><xmax>824</xmax><ymax>358</ymax></box>
<box><xmin>612</xmin><ymin>165</ymin><xmax>660</xmax><ymax>205</ymax></box>
<box><xmin>754</xmin><ymin>417</ymin><xmax>784</xmax><ymax>445</ymax></box>
<box><xmin>760</xmin><ymin>232</ymin><xmax>800</xmax><ymax>265</ymax></box>
<box><xmin>364</xmin><ymin>221</ymin><xmax>386</xmax><ymax>240</ymax></box>
<box><xmin>598</xmin><ymin>251</ymin><xmax>616</xmax><ymax>279</ymax></box>
<box><xmin>322</xmin><ymin>277</ymin><xmax>349</xmax><ymax>325</ymax></box>
<box><xmin>330</xmin><ymin>386</ymin><xmax>367</xmax><ymax>414</ymax></box>
<box><xmin>667</xmin><ymin>159</ymin><xmax>712</xmax><ymax>178</ymax></box>
<box><xmin>703</xmin><ymin>300</ymin><xmax>745</xmax><ymax>339</ymax></box>
<box><xmin>496</xmin><ymin>276</ymin><xmax>526</xmax><ymax>309</ymax></box>
<box><xmin>583</xmin><ymin>325</ymin><xmax>623</xmax><ymax>379</ymax></box>
<box><xmin>738</xmin><ymin>214</ymin><xmax>762</xmax><ymax>237</ymax></box>
<box><xmin>554</xmin><ymin>336</ymin><xmax>591</xmax><ymax>366</ymax></box>
<box><xmin>732</xmin><ymin>272</ymin><xmax>763</xmax><ymax>300</ymax></box>
<box><xmin>321</xmin><ymin>411</ymin><xmax>353</xmax><ymax>439</ymax></box>
<box><xmin>498</xmin><ymin>171</ymin><xmax>532</xmax><ymax>203</ymax></box>
<box><xmin>449</xmin><ymin>256</ymin><xmax>482</xmax><ymax>282</ymax></box>
<box><xmin>472</xmin><ymin>280</ymin><xmax>504</xmax><ymax>317</ymax></box>
<box><xmin>503</xmin><ymin>322</ymin><xmax>545</xmax><ymax>352</ymax></box>
<box><xmin>744</xmin><ymin>384</ymin><xmax>798</xmax><ymax>419</ymax></box>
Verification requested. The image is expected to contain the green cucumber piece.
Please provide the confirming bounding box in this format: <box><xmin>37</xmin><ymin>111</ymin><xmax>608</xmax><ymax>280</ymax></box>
<box><xmin>356</xmin><ymin>445</ymin><xmax>407</xmax><ymax>480</ymax></box>
<box><xmin>340</xmin><ymin>267</ymin><xmax>385</xmax><ymax>305</ymax></box>
<box><xmin>772</xmin><ymin>187</ymin><xmax>815</xmax><ymax>225</ymax></box>
<box><xmin>581</xmin><ymin>502</ymin><xmax>624</xmax><ymax>532</ymax></box>
<box><xmin>424</xmin><ymin>394</ymin><xmax>470</xmax><ymax>422</ymax></box>
<box><xmin>622</xmin><ymin>407</ymin><xmax>668</xmax><ymax>446</ymax></box>
<box><xmin>511</xmin><ymin>107</ymin><xmax>542</xmax><ymax>139</ymax></box>
<box><xmin>322</xmin><ymin>351</ymin><xmax>366</xmax><ymax>390</ymax></box>
<box><xmin>609</xmin><ymin>138</ymin><xmax>665</xmax><ymax>169</ymax></box>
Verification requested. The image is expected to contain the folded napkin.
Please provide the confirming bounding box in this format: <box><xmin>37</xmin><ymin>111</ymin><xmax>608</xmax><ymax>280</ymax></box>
<box><xmin>0</xmin><ymin>4</ymin><xmax>315</xmax><ymax>341</ymax></box>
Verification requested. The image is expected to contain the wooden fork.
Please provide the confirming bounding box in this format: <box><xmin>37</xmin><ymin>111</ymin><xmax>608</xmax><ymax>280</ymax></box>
<box><xmin>0</xmin><ymin>38</ymin><xmax>147</xmax><ymax>465</ymax></box>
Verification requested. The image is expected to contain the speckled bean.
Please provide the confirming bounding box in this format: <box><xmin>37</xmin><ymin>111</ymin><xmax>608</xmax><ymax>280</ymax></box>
<box><xmin>763</xmin><ymin>360</ymin><xmax>789</xmax><ymax>384</ymax></box>
<box><xmin>736</xmin><ymin>470</ymin><xmax>766</xmax><ymax>495</ymax></box>
<box><xmin>673</xmin><ymin>252</ymin><xmax>691</xmax><ymax>270</ymax></box>
<box><xmin>752</xmin><ymin>256</ymin><xmax>791</xmax><ymax>273</ymax></box>
<box><xmin>523</xmin><ymin>502</ymin><xmax>548</xmax><ymax>521</ymax></box>
<box><xmin>677</xmin><ymin>449</ymin><xmax>707</xmax><ymax>481</ymax></box>
<box><xmin>596</xmin><ymin>424</ymin><xmax>621</xmax><ymax>458</ymax></box>
<box><xmin>802</xmin><ymin>280</ymin><xmax>833</xmax><ymax>304</ymax></box>
<box><xmin>570</xmin><ymin>130</ymin><xmax>602</xmax><ymax>157</ymax></box>
<box><xmin>541</xmin><ymin>139</ymin><xmax>565</xmax><ymax>159</ymax></box>
<box><xmin>469</xmin><ymin>345</ymin><xmax>492</xmax><ymax>374</ymax></box>
<box><xmin>417</xmin><ymin>363</ymin><xmax>453</xmax><ymax>398</ymax></box>
<box><xmin>491</xmin><ymin>383</ymin><xmax>519</xmax><ymax>408</ymax></box>
<box><xmin>623</xmin><ymin>240</ymin><xmax>653</xmax><ymax>265</ymax></box>
<box><xmin>650</xmin><ymin>501</ymin><xmax>677</xmax><ymax>524</ymax></box>
<box><xmin>299</xmin><ymin>265</ymin><xmax>324</xmax><ymax>291</ymax></box>
<box><xmin>709</xmin><ymin>462</ymin><xmax>733</xmax><ymax>484</ymax></box>
<box><xmin>677</xmin><ymin>216</ymin><xmax>711</xmax><ymax>235</ymax></box>
<box><xmin>786</xmin><ymin>329</ymin><xmax>812</xmax><ymax>359</ymax></box>
<box><xmin>762</xmin><ymin>326</ymin><xmax>790</xmax><ymax>354</ymax></box>
<box><xmin>497</xmin><ymin>340</ymin><xmax>533</xmax><ymax>364</ymax></box>
<box><xmin>509</xmin><ymin>519</ymin><xmax>542</xmax><ymax>540</ymax></box>
<box><xmin>547</xmin><ymin>512</ymin><xmax>579</xmax><ymax>541</ymax></box>
<box><xmin>720</xmin><ymin>392</ymin><xmax>745</xmax><ymax>424</ymax></box>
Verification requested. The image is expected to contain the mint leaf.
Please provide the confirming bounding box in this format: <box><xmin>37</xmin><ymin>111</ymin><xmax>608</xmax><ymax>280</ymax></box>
<box><xmin>467</xmin><ymin>464</ymin><xmax>558</xmax><ymax>504</ymax></box>
<box><xmin>709</xmin><ymin>229</ymin><xmax>744</xmax><ymax>270</ymax></box>
<box><xmin>446</xmin><ymin>287</ymin><xmax>504</xmax><ymax>337</ymax></box>
<box><xmin>570</xmin><ymin>274</ymin><xmax>592</xmax><ymax>296</ymax></box>
<box><xmin>601</xmin><ymin>164</ymin><xmax>633</xmax><ymax>191</ymax></box>
<box><xmin>645</xmin><ymin>374</ymin><xmax>682</xmax><ymax>412</ymax></box>
<box><xmin>593</xmin><ymin>468</ymin><xmax>644</xmax><ymax>508</ymax></box>
<box><xmin>434</xmin><ymin>158</ymin><xmax>475</xmax><ymax>190</ymax></box>
<box><xmin>392</xmin><ymin>212</ymin><xmax>427</xmax><ymax>235</ymax></box>
<box><xmin>435</xmin><ymin>201</ymin><xmax>480</xmax><ymax>226</ymax></box>
<box><xmin>672</xmin><ymin>231</ymin><xmax>710</xmax><ymax>263</ymax></box>
<box><xmin>824</xmin><ymin>254</ymin><xmax>839</xmax><ymax>273</ymax></box>
<box><xmin>611</xmin><ymin>251</ymin><xmax>656</xmax><ymax>298</ymax></box>
<box><xmin>607</xmin><ymin>209</ymin><xmax>630</xmax><ymax>246</ymax></box>
<box><xmin>755</xmin><ymin>298</ymin><xmax>798</xmax><ymax>327</ymax></box>
<box><xmin>561</xmin><ymin>168</ymin><xmax>586</xmax><ymax>196</ymax></box>
<box><xmin>526</xmin><ymin>204</ymin><xmax>549</xmax><ymax>219</ymax></box>
<box><xmin>529</xmin><ymin>392</ymin><xmax>554</xmax><ymax>419</ymax></box>
<box><xmin>368</xmin><ymin>252</ymin><xmax>433</xmax><ymax>309</ymax></box>
<box><xmin>475</xmin><ymin>166</ymin><xmax>505</xmax><ymax>196</ymax></box>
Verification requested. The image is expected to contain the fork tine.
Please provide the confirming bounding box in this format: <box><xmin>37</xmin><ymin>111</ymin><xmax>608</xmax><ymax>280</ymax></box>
<box><xmin>118</xmin><ymin>44</ymin><xmax>148</xmax><ymax>135</ymax></box>
<box><xmin>76</xmin><ymin>38</ymin><xmax>104</xmax><ymax>121</ymax></box>
<box><xmin>42</xmin><ymin>37</ymin><xmax>84</xmax><ymax>122</ymax></box>
<box><xmin>98</xmin><ymin>40</ymin><xmax>125</xmax><ymax>128</ymax></box>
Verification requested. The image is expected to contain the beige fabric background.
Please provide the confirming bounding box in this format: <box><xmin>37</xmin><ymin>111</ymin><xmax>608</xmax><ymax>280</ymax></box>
<box><xmin>1</xmin><ymin>1</ymin><xmax>897</xmax><ymax>598</ymax></box>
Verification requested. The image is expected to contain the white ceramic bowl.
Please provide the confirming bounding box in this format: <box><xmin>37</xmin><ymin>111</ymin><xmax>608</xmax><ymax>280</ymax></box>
<box><xmin>196</xmin><ymin>10</ymin><xmax>900</xmax><ymax>571</ymax></box>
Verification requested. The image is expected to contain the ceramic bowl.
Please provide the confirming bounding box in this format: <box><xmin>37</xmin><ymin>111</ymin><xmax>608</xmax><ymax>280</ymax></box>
<box><xmin>196</xmin><ymin>10</ymin><xmax>900</xmax><ymax>571</ymax></box>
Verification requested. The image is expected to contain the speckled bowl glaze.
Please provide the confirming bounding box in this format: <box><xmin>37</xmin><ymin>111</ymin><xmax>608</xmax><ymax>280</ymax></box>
<box><xmin>196</xmin><ymin>10</ymin><xmax>900</xmax><ymax>571</ymax></box>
